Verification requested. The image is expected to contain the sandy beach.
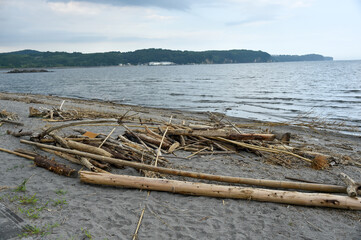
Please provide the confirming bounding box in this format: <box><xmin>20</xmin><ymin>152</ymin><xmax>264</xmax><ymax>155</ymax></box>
<box><xmin>0</xmin><ymin>92</ymin><xmax>360</xmax><ymax>240</ymax></box>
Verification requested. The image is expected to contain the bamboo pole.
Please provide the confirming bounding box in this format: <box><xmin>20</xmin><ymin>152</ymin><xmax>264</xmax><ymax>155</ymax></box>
<box><xmin>20</xmin><ymin>140</ymin><xmax>347</xmax><ymax>194</ymax></box>
<box><xmin>79</xmin><ymin>172</ymin><xmax>361</xmax><ymax>210</ymax></box>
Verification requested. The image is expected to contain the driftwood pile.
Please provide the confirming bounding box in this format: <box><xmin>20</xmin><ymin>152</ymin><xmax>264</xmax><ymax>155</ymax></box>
<box><xmin>1</xmin><ymin>107</ymin><xmax>361</xmax><ymax>210</ymax></box>
<box><xmin>28</xmin><ymin>100</ymin><xmax>80</xmax><ymax>121</ymax></box>
<box><xmin>0</xmin><ymin>109</ymin><xmax>23</xmax><ymax>126</ymax></box>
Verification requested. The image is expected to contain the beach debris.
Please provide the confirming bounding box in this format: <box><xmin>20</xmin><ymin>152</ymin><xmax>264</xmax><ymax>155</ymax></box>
<box><xmin>0</xmin><ymin>119</ymin><xmax>24</xmax><ymax>126</ymax></box>
<box><xmin>29</xmin><ymin>105</ymin><xmax>79</xmax><ymax>120</ymax></box>
<box><xmin>18</xmin><ymin>140</ymin><xmax>349</xmax><ymax>194</ymax></box>
<box><xmin>0</xmin><ymin>109</ymin><xmax>23</xmax><ymax>126</ymax></box>
<box><xmin>0</xmin><ymin>109</ymin><xmax>19</xmax><ymax>120</ymax></box>
<box><xmin>79</xmin><ymin>171</ymin><xmax>361</xmax><ymax>210</ymax></box>
<box><xmin>25</xmin><ymin>113</ymin><xmax>337</xmax><ymax>171</ymax></box>
<box><xmin>6</xmin><ymin>130</ymin><xmax>33</xmax><ymax>137</ymax></box>
<box><xmin>132</xmin><ymin>208</ymin><xmax>145</xmax><ymax>240</ymax></box>
<box><xmin>32</xmin><ymin>155</ymin><xmax>76</xmax><ymax>177</ymax></box>
<box><xmin>339</xmin><ymin>172</ymin><xmax>361</xmax><ymax>198</ymax></box>
<box><xmin>310</xmin><ymin>155</ymin><xmax>329</xmax><ymax>170</ymax></box>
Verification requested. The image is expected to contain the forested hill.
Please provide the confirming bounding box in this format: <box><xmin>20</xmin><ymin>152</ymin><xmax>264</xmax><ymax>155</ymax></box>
<box><xmin>271</xmin><ymin>54</ymin><xmax>333</xmax><ymax>62</ymax></box>
<box><xmin>0</xmin><ymin>49</ymin><xmax>332</xmax><ymax>68</ymax></box>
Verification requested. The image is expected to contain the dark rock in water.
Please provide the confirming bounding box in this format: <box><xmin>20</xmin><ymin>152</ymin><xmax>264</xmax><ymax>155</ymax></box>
<box><xmin>7</xmin><ymin>69</ymin><xmax>51</xmax><ymax>73</ymax></box>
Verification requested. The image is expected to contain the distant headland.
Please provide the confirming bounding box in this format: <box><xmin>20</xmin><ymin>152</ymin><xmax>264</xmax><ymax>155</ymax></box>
<box><xmin>0</xmin><ymin>49</ymin><xmax>333</xmax><ymax>68</ymax></box>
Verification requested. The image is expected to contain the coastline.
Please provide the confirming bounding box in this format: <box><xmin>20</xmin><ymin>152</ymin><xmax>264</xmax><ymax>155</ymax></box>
<box><xmin>0</xmin><ymin>92</ymin><xmax>360</xmax><ymax>239</ymax></box>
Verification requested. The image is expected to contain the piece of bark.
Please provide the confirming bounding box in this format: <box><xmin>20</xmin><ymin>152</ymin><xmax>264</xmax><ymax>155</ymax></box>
<box><xmin>79</xmin><ymin>172</ymin><xmax>361</xmax><ymax>210</ymax></box>
<box><xmin>20</xmin><ymin>140</ymin><xmax>347</xmax><ymax>194</ymax></box>
<box><xmin>89</xmin><ymin>159</ymin><xmax>111</xmax><ymax>170</ymax></box>
<box><xmin>168</xmin><ymin>142</ymin><xmax>180</xmax><ymax>153</ymax></box>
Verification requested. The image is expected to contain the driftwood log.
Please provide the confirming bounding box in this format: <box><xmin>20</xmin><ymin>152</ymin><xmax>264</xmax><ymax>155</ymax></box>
<box><xmin>20</xmin><ymin>140</ymin><xmax>347</xmax><ymax>194</ymax></box>
<box><xmin>66</xmin><ymin>140</ymin><xmax>113</xmax><ymax>157</ymax></box>
<box><xmin>0</xmin><ymin>119</ymin><xmax>24</xmax><ymax>126</ymax></box>
<box><xmin>6</xmin><ymin>130</ymin><xmax>33</xmax><ymax>137</ymax></box>
<box><xmin>79</xmin><ymin>171</ymin><xmax>361</xmax><ymax>210</ymax></box>
<box><xmin>33</xmin><ymin>155</ymin><xmax>76</xmax><ymax>177</ymax></box>
<box><xmin>166</xmin><ymin>129</ymin><xmax>275</xmax><ymax>141</ymax></box>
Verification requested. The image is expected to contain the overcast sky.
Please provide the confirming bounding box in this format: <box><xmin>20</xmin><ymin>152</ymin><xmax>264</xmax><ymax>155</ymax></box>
<box><xmin>1</xmin><ymin>0</ymin><xmax>360</xmax><ymax>60</ymax></box>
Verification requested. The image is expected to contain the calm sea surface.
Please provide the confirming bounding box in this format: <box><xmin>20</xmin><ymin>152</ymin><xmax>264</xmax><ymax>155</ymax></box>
<box><xmin>1</xmin><ymin>61</ymin><xmax>360</xmax><ymax>133</ymax></box>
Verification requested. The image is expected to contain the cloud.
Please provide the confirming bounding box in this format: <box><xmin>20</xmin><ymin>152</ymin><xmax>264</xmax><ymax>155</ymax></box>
<box><xmin>47</xmin><ymin>0</ymin><xmax>191</xmax><ymax>10</ymax></box>
<box><xmin>48</xmin><ymin>1</ymin><xmax>101</xmax><ymax>15</ymax></box>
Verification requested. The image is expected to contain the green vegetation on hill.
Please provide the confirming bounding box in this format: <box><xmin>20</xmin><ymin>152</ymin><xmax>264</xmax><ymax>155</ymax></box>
<box><xmin>0</xmin><ymin>49</ymin><xmax>332</xmax><ymax>68</ymax></box>
<box><xmin>271</xmin><ymin>54</ymin><xmax>333</xmax><ymax>62</ymax></box>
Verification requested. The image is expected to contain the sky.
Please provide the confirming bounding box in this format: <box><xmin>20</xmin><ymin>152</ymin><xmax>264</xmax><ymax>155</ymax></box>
<box><xmin>0</xmin><ymin>0</ymin><xmax>361</xmax><ymax>60</ymax></box>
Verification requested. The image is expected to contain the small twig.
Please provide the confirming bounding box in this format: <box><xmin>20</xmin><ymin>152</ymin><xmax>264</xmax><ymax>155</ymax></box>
<box><xmin>154</xmin><ymin>116</ymin><xmax>172</xmax><ymax>167</ymax></box>
<box><xmin>285</xmin><ymin>176</ymin><xmax>320</xmax><ymax>184</ymax></box>
<box><xmin>186</xmin><ymin>147</ymin><xmax>209</xmax><ymax>159</ymax></box>
<box><xmin>59</xmin><ymin>100</ymin><xmax>66</xmax><ymax>110</ymax></box>
<box><xmin>132</xmin><ymin>207</ymin><xmax>145</xmax><ymax>240</ymax></box>
<box><xmin>98</xmin><ymin>128</ymin><xmax>116</xmax><ymax>148</ymax></box>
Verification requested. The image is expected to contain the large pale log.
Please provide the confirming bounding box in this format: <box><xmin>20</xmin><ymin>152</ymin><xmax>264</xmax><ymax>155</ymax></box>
<box><xmin>166</xmin><ymin>129</ymin><xmax>275</xmax><ymax>141</ymax></box>
<box><xmin>79</xmin><ymin>172</ymin><xmax>361</xmax><ymax>210</ymax></box>
<box><xmin>20</xmin><ymin>140</ymin><xmax>347</xmax><ymax>194</ymax></box>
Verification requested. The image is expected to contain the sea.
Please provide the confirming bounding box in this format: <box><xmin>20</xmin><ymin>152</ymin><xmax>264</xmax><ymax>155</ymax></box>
<box><xmin>1</xmin><ymin>60</ymin><xmax>360</xmax><ymax>134</ymax></box>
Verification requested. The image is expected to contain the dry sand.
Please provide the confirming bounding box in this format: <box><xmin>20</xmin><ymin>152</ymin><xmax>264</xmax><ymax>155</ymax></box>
<box><xmin>0</xmin><ymin>92</ymin><xmax>360</xmax><ymax>240</ymax></box>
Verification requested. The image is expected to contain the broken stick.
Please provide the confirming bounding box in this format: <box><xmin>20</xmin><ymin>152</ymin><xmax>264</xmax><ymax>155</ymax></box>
<box><xmin>339</xmin><ymin>173</ymin><xmax>361</xmax><ymax>198</ymax></box>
